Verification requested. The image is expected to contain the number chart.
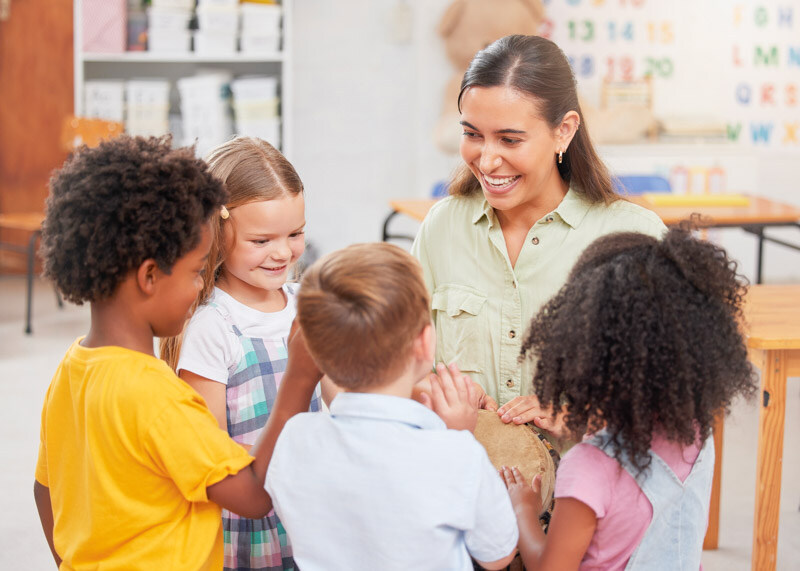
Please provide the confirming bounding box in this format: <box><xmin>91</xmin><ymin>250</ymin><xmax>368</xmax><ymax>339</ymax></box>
<box><xmin>540</xmin><ymin>0</ymin><xmax>800</xmax><ymax>149</ymax></box>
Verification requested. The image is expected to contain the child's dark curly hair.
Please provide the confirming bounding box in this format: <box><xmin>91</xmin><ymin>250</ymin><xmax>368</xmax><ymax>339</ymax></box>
<box><xmin>520</xmin><ymin>226</ymin><xmax>758</xmax><ymax>476</ymax></box>
<box><xmin>41</xmin><ymin>135</ymin><xmax>228</xmax><ymax>304</ymax></box>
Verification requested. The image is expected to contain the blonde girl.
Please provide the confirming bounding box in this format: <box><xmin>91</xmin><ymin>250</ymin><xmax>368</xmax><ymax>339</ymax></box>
<box><xmin>162</xmin><ymin>136</ymin><xmax>319</xmax><ymax>571</ymax></box>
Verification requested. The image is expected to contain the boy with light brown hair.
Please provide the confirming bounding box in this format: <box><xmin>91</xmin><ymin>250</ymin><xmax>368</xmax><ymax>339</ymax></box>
<box><xmin>265</xmin><ymin>242</ymin><xmax>518</xmax><ymax>571</ymax></box>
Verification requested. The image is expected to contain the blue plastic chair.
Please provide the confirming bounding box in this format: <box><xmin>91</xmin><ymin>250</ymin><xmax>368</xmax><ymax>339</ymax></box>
<box><xmin>612</xmin><ymin>175</ymin><xmax>671</xmax><ymax>196</ymax></box>
<box><xmin>431</xmin><ymin>180</ymin><xmax>449</xmax><ymax>198</ymax></box>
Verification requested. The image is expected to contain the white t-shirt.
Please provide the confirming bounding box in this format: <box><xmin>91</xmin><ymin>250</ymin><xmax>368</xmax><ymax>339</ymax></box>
<box><xmin>178</xmin><ymin>285</ymin><xmax>297</xmax><ymax>384</ymax></box>
<box><xmin>265</xmin><ymin>393</ymin><xmax>519</xmax><ymax>571</ymax></box>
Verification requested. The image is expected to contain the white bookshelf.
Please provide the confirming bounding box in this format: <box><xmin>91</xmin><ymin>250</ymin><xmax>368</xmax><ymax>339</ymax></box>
<box><xmin>73</xmin><ymin>0</ymin><xmax>294</xmax><ymax>159</ymax></box>
<box><xmin>82</xmin><ymin>52</ymin><xmax>285</xmax><ymax>63</ymax></box>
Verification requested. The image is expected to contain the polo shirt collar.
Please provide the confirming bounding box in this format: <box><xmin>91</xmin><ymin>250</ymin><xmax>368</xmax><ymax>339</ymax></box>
<box><xmin>553</xmin><ymin>187</ymin><xmax>592</xmax><ymax>229</ymax></box>
<box><xmin>329</xmin><ymin>392</ymin><xmax>446</xmax><ymax>431</ymax></box>
<box><xmin>471</xmin><ymin>195</ymin><xmax>495</xmax><ymax>226</ymax></box>
<box><xmin>469</xmin><ymin>186</ymin><xmax>591</xmax><ymax>229</ymax></box>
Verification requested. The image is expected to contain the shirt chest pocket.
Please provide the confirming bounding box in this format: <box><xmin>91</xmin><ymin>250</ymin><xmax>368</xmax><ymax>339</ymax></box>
<box><xmin>431</xmin><ymin>285</ymin><xmax>487</xmax><ymax>374</ymax></box>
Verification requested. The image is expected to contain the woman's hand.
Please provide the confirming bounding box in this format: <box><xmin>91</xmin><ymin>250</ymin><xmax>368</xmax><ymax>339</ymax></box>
<box><xmin>497</xmin><ymin>395</ymin><xmax>570</xmax><ymax>438</ymax></box>
<box><xmin>530</xmin><ymin>407</ymin><xmax>569</xmax><ymax>439</ymax></box>
<box><xmin>500</xmin><ymin>466</ymin><xmax>543</xmax><ymax>518</ymax></box>
<box><xmin>497</xmin><ymin>394</ymin><xmax>551</xmax><ymax>425</ymax></box>
<box><xmin>472</xmin><ymin>380</ymin><xmax>499</xmax><ymax>411</ymax></box>
<box><xmin>418</xmin><ymin>363</ymin><xmax>478</xmax><ymax>432</ymax></box>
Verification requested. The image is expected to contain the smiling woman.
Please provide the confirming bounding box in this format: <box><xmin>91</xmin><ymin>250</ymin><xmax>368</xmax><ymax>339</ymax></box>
<box><xmin>410</xmin><ymin>35</ymin><xmax>666</xmax><ymax>427</ymax></box>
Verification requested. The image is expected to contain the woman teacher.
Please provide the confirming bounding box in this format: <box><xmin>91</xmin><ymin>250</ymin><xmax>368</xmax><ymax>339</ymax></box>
<box><xmin>411</xmin><ymin>35</ymin><xmax>665</xmax><ymax>425</ymax></box>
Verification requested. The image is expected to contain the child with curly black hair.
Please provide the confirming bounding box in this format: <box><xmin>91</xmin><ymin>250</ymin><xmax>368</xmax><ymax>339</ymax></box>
<box><xmin>500</xmin><ymin>227</ymin><xmax>758</xmax><ymax>570</ymax></box>
<box><xmin>33</xmin><ymin>136</ymin><xmax>322</xmax><ymax>570</ymax></box>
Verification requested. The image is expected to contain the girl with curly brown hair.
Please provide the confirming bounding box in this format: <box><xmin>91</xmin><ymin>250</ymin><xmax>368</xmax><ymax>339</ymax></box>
<box><xmin>500</xmin><ymin>227</ymin><xmax>757</xmax><ymax>570</ymax></box>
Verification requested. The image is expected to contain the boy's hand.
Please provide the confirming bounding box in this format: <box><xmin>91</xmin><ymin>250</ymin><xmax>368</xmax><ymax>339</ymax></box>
<box><xmin>418</xmin><ymin>363</ymin><xmax>478</xmax><ymax>432</ymax></box>
<box><xmin>500</xmin><ymin>466</ymin><xmax>543</xmax><ymax>518</ymax></box>
<box><xmin>285</xmin><ymin>320</ymin><xmax>323</xmax><ymax>389</ymax></box>
<box><xmin>413</xmin><ymin>366</ymin><xmax>495</xmax><ymax>411</ymax></box>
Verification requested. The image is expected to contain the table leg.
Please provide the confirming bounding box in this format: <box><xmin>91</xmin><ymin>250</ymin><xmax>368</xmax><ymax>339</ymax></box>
<box><xmin>382</xmin><ymin>210</ymin><xmax>400</xmax><ymax>242</ymax></box>
<box><xmin>24</xmin><ymin>230</ymin><xmax>38</xmax><ymax>335</ymax></box>
<box><xmin>751</xmin><ymin>348</ymin><xmax>786</xmax><ymax>570</ymax></box>
<box><xmin>756</xmin><ymin>227</ymin><xmax>764</xmax><ymax>285</ymax></box>
<box><xmin>703</xmin><ymin>414</ymin><xmax>724</xmax><ymax>550</ymax></box>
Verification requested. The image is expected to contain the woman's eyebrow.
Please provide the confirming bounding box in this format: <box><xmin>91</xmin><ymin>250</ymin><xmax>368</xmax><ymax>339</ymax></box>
<box><xmin>460</xmin><ymin>120</ymin><xmax>526</xmax><ymax>135</ymax></box>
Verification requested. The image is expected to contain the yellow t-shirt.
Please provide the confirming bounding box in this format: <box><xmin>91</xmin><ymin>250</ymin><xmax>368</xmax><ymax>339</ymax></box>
<box><xmin>35</xmin><ymin>339</ymin><xmax>254</xmax><ymax>570</ymax></box>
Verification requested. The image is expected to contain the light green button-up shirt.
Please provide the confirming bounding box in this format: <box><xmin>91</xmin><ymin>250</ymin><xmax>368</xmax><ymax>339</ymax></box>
<box><xmin>410</xmin><ymin>188</ymin><xmax>667</xmax><ymax>406</ymax></box>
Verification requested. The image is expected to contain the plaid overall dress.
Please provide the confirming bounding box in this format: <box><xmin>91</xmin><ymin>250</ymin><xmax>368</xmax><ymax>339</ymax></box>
<box><xmin>213</xmin><ymin>303</ymin><xmax>321</xmax><ymax>571</ymax></box>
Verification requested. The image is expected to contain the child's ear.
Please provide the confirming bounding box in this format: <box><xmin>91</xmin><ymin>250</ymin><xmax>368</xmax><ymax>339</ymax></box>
<box><xmin>135</xmin><ymin>259</ymin><xmax>160</xmax><ymax>296</ymax></box>
<box><xmin>412</xmin><ymin>323</ymin><xmax>435</xmax><ymax>364</ymax></box>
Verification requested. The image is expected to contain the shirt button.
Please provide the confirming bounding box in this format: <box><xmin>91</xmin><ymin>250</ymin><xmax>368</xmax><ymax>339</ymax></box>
<box><xmin>531</xmin><ymin>237</ymin><xmax>540</xmax><ymax>245</ymax></box>
<box><xmin>506</xmin><ymin>379</ymin><xmax>514</xmax><ymax>388</ymax></box>
<box><xmin>508</xmin><ymin>330</ymin><xmax>516</xmax><ymax>338</ymax></box>
<box><xmin>545</xmin><ymin>215</ymin><xmax>554</xmax><ymax>222</ymax></box>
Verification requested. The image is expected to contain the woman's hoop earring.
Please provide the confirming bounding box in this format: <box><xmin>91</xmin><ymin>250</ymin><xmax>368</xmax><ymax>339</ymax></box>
<box><xmin>558</xmin><ymin>151</ymin><xmax>563</xmax><ymax>164</ymax></box>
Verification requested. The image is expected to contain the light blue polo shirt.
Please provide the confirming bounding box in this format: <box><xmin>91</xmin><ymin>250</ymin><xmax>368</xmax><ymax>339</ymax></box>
<box><xmin>265</xmin><ymin>392</ymin><xmax>518</xmax><ymax>570</ymax></box>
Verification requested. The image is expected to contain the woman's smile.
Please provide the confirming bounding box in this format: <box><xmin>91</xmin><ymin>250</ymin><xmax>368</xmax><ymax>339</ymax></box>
<box><xmin>480</xmin><ymin>172</ymin><xmax>522</xmax><ymax>195</ymax></box>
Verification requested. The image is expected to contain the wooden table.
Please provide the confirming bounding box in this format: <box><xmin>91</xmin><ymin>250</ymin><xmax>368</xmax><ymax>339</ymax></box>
<box><xmin>741</xmin><ymin>285</ymin><xmax>800</xmax><ymax>570</ymax></box>
<box><xmin>383</xmin><ymin>196</ymin><xmax>800</xmax><ymax>284</ymax></box>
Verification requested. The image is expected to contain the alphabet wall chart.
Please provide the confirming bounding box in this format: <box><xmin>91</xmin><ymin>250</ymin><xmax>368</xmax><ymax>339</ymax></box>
<box><xmin>541</xmin><ymin>0</ymin><xmax>800</xmax><ymax>149</ymax></box>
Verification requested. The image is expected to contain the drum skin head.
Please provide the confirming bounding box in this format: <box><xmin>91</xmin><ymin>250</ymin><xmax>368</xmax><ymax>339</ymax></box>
<box><xmin>473</xmin><ymin>410</ymin><xmax>557</xmax><ymax>507</ymax></box>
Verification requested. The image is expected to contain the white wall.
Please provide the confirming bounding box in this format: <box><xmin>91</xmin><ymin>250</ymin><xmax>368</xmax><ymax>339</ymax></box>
<box><xmin>290</xmin><ymin>0</ymin><xmax>455</xmax><ymax>255</ymax></box>
<box><xmin>291</xmin><ymin>1</ymin><xmax>800</xmax><ymax>283</ymax></box>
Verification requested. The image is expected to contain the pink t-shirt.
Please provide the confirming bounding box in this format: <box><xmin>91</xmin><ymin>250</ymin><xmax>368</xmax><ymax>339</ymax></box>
<box><xmin>555</xmin><ymin>435</ymin><xmax>702</xmax><ymax>570</ymax></box>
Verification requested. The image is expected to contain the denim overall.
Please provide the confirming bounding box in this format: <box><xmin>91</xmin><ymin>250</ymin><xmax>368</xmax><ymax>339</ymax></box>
<box><xmin>588</xmin><ymin>431</ymin><xmax>714</xmax><ymax>571</ymax></box>
<box><xmin>213</xmin><ymin>303</ymin><xmax>321</xmax><ymax>571</ymax></box>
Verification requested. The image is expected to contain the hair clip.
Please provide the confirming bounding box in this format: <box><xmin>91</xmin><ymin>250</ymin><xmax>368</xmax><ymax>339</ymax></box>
<box><xmin>220</xmin><ymin>205</ymin><xmax>230</xmax><ymax>220</ymax></box>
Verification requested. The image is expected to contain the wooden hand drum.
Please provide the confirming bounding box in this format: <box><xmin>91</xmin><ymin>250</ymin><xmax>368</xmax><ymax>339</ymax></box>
<box><xmin>473</xmin><ymin>410</ymin><xmax>558</xmax><ymax>509</ymax></box>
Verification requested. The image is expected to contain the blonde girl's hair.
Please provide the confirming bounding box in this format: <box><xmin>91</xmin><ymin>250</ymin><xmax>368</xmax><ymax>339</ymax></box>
<box><xmin>160</xmin><ymin>136</ymin><xmax>304</xmax><ymax>370</ymax></box>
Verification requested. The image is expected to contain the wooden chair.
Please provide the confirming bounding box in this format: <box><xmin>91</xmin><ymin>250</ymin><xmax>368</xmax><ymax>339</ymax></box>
<box><xmin>0</xmin><ymin>117</ymin><xmax>123</xmax><ymax>334</ymax></box>
<box><xmin>0</xmin><ymin>211</ymin><xmax>59</xmax><ymax>334</ymax></box>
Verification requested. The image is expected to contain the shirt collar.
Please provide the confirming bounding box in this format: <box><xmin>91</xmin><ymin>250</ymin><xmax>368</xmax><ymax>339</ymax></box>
<box><xmin>329</xmin><ymin>392</ymin><xmax>446</xmax><ymax>431</ymax></box>
<box><xmin>471</xmin><ymin>195</ymin><xmax>495</xmax><ymax>226</ymax></box>
<box><xmin>553</xmin><ymin>187</ymin><xmax>592</xmax><ymax>229</ymax></box>
<box><xmin>469</xmin><ymin>186</ymin><xmax>592</xmax><ymax>229</ymax></box>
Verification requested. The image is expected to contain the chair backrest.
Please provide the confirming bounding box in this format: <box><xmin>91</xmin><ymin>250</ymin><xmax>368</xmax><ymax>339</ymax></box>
<box><xmin>431</xmin><ymin>180</ymin><xmax>449</xmax><ymax>198</ymax></box>
<box><xmin>612</xmin><ymin>175</ymin><xmax>671</xmax><ymax>196</ymax></box>
<box><xmin>60</xmin><ymin>116</ymin><xmax>124</xmax><ymax>151</ymax></box>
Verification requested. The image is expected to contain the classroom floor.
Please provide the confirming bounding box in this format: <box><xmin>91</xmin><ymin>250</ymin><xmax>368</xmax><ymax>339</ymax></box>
<box><xmin>1</xmin><ymin>275</ymin><xmax>798</xmax><ymax>570</ymax></box>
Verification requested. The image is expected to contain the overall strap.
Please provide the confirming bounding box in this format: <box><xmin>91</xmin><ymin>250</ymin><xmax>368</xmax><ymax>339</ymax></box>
<box><xmin>207</xmin><ymin>301</ymin><xmax>243</xmax><ymax>337</ymax></box>
<box><xmin>587</xmin><ymin>431</ymin><xmax>713</xmax><ymax>571</ymax></box>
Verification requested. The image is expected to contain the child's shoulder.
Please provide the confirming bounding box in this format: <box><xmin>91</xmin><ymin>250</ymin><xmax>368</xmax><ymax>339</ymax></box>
<box><xmin>184</xmin><ymin>288</ymin><xmax>242</xmax><ymax>338</ymax></box>
<box><xmin>60</xmin><ymin>342</ymin><xmax>193</xmax><ymax>407</ymax></box>
<box><xmin>191</xmin><ymin>288</ymin><xmax>234</xmax><ymax>322</ymax></box>
<box><xmin>115</xmin><ymin>350</ymin><xmax>194</xmax><ymax>399</ymax></box>
<box><xmin>595</xmin><ymin>198</ymin><xmax>667</xmax><ymax>237</ymax></box>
